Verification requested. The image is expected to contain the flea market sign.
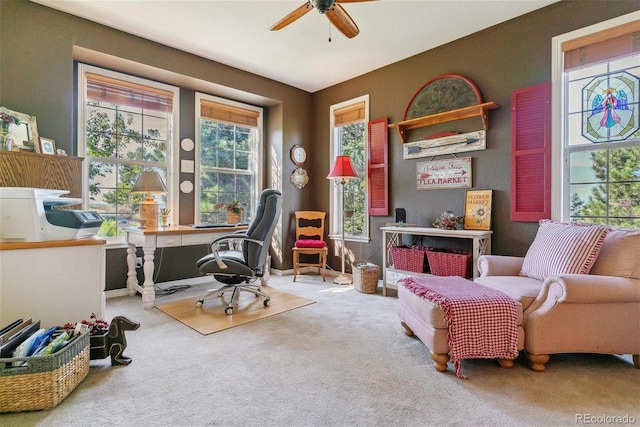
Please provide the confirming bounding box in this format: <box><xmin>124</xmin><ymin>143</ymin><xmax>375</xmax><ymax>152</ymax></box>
<box><xmin>416</xmin><ymin>157</ymin><xmax>472</xmax><ymax>190</ymax></box>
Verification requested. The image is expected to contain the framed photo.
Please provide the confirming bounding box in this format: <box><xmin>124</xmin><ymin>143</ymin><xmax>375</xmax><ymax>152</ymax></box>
<box><xmin>464</xmin><ymin>189</ymin><xmax>492</xmax><ymax>230</ymax></box>
<box><xmin>39</xmin><ymin>137</ymin><xmax>56</xmax><ymax>155</ymax></box>
<box><xmin>0</xmin><ymin>106</ymin><xmax>39</xmax><ymax>152</ymax></box>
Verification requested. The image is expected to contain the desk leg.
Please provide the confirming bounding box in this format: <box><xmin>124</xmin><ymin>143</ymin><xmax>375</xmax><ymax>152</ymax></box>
<box><xmin>126</xmin><ymin>243</ymin><xmax>138</xmax><ymax>296</ymax></box>
<box><xmin>140</xmin><ymin>245</ymin><xmax>156</xmax><ymax>309</ymax></box>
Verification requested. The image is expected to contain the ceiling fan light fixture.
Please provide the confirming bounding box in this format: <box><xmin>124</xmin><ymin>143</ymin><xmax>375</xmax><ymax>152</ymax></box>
<box><xmin>313</xmin><ymin>0</ymin><xmax>335</xmax><ymax>14</ymax></box>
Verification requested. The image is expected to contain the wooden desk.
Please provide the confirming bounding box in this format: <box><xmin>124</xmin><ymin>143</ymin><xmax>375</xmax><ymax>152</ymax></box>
<box><xmin>125</xmin><ymin>225</ymin><xmax>248</xmax><ymax>309</ymax></box>
<box><xmin>381</xmin><ymin>226</ymin><xmax>492</xmax><ymax>296</ymax></box>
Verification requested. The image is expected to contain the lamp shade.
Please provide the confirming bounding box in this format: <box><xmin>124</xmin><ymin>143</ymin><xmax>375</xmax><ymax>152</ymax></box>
<box><xmin>132</xmin><ymin>170</ymin><xmax>167</xmax><ymax>194</ymax></box>
<box><xmin>327</xmin><ymin>155</ymin><xmax>359</xmax><ymax>181</ymax></box>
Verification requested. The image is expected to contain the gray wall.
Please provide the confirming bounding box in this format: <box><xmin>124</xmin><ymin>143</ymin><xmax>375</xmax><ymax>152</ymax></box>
<box><xmin>1</xmin><ymin>0</ymin><xmax>638</xmax><ymax>289</ymax></box>
<box><xmin>311</xmin><ymin>0</ymin><xmax>639</xmax><ymax>262</ymax></box>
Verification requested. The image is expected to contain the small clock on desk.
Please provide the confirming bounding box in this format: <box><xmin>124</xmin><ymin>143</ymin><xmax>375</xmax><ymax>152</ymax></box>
<box><xmin>290</xmin><ymin>144</ymin><xmax>307</xmax><ymax>166</ymax></box>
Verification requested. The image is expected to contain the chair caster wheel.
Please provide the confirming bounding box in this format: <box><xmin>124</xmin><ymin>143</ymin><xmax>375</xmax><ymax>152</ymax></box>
<box><xmin>264</xmin><ymin>299</ymin><xmax>270</xmax><ymax>307</ymax></box>
<box><xmin>196</xmin><ymin>300</ymin><xmax>203</xmax><ymax>308</ymax></box>
<box><xmin>225</xmin><ymin>307</ymin><xmax>233</xmax><ymax>315</ymax></box>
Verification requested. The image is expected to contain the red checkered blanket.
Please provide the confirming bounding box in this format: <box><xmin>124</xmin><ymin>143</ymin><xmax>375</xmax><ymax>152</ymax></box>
<box><xmin>400</xmin><ymin>276</ymin><xmax>519</xmax><ymax>379</ymax></box>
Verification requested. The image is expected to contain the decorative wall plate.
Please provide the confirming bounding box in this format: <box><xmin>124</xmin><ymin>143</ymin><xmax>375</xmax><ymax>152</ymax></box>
<box><xmin>289</xmin><ymin>167</ymin><xmax>309</xmax><ymax>189</ymax></box>
<box><xmin>180</xmin><ymin>138</ymin><xmax>194</xmax><ymax>151</ymax></box>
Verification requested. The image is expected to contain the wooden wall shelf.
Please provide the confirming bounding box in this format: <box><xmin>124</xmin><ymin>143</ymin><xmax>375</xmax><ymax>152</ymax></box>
<box><xmin>389</xmin><ymin>102</ymin><xmax>499</xmax><ymax>143</ymax></box>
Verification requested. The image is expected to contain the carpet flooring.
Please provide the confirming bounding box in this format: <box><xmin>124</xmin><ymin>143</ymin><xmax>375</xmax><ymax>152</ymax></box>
<box><xmin>2</xmin><ymin>274</ymin><xmax>638</xmax><ymax>426</ymax></box>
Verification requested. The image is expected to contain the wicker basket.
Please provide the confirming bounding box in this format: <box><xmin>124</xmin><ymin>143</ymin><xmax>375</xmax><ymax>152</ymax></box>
<box><xmin>352</xmin><ymin>260</ymin><xmax>380</xmax><ymax>294</ymax></box>
<box><xmin>390</xmin><ymin>245</ymin><xmax>429</xmax><ymax>273</ymax></box>
<box><xmin>426</xmin><ymin>249</ymin><xmax>473</xmax><ymax>278</ymax></box>
<box><xmin>0</xmin><ymin>330</ymin><xmax>90</xmax><ymax>413</ymax></box>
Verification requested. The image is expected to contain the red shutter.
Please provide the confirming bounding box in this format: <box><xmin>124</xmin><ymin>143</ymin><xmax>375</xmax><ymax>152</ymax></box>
<box><xmin>510</xmin><ymin>82</ymin><xmax>551</xmax><ymax>222</ymax></box>
<box><xmin>367</xmin><ymin>118</ymin><xmax>389</xmax><ymax>216</ymax></box>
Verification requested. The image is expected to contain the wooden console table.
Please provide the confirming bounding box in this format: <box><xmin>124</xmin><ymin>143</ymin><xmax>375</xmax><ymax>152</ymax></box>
<box><xmin>125</xmin><ymin>225</ymin><xmax>248</xmax><ymax>309</ymax></box>
<box><xmin>381</xmin><ymin>226</ymin><xmax>492</xmax><ymax>296</ymax></box>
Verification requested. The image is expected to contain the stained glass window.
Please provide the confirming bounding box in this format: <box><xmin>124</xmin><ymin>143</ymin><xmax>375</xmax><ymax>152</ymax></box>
<box><xmin>564</xmin><ymin>55</ymin><xmax>640</xmax><ymax>227</ymax></box>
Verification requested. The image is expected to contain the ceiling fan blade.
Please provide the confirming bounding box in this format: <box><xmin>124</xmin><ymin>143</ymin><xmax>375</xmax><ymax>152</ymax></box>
<box><xmin>325</xmin><ymin>4</ymin><xmax>359</xmax><ymax>39</ymax></box>
<box><xmin>270</xmin><ymin>2</ymin><xmax>314</xmax><ymax>31</ymax></box>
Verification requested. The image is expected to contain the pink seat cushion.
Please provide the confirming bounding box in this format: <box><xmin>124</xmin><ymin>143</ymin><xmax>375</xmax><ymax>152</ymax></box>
<box><xmin>295</xmin><ymin>239</ymin><xmax>327</xmax><ymax>248</ymax></box>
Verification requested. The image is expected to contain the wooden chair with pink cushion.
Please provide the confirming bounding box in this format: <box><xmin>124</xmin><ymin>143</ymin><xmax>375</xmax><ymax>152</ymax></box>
<box><xmin>293</xmin><ymin>211</ymin><xmax>327</xmax><ymax>282</ymax></box>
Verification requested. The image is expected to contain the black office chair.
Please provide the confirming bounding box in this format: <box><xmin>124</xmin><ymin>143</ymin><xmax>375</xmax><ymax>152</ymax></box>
<box><xmin>195</xmin><ymin>189</ymin><xmax>282</xmax><ymax>315</ymax></box>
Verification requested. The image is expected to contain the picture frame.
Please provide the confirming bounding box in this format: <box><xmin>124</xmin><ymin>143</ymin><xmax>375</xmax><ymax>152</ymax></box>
<box><xmin>39</xmin><ymin>137</ymin><xmax>56</xmax><ymax>155</ymax></box>
<box><xmin>0</xmin><ymin>107</ymin><xmax>39</xmax><ymax>152</ymax></box>
<box><xmin>464</xmin><ymin>189</ymin><xmax>492</xmax><ymax>230</ymax></box>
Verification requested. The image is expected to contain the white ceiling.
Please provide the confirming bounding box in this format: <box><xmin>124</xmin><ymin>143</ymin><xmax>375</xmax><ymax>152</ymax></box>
<box><xmin>33</xmin><ymin>0</ymin><xmax>558</xmax><ymax>93</ymax></box>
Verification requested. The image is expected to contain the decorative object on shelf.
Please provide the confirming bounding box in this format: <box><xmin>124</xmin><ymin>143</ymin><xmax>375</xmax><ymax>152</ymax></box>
<box><xmin>432</xmin><ymin>211</ymin><xmax>464</xmax><ymax>230</ymax></box>
<box><xmin>132</xmin><ymin>170</ymin><xmax>167</xmax><ymax>229</ymax></box>
<box><xmin>0</xmin><ymin>107</ymin><xmax>39</xmax><ymax>152</ymax></box>
<box><xmin>214</xmin><ymin>200</ymin><xmax>246</xmax><ymax>224</ymax></box>
<box><xmin>327</xmin><ymin>155</ymin><xmax>359</xmax><ymax>285</ymax></box>
<box><xmin>160</xmin><ymin>208</ymin><xmax>170</xmax><ymax>227</ymax></box>
<box><xmin>290</xmin><ymin>144</ymin><xmax>307</xmax><ymax>166</ymax></box>
<box><xmin>417</xmin><ymin>157</ymin><xmax>472</xmax><ymax>190</ymax></box>
<box><xmin>464</xmin><ymin>189</ymin><xmax>492</xmax><ymax>230</ymax></box>
<box><xmin>39</xmin><ymin>137</ymin><xmax>56</xmax><ymax>155</ymax></box>
<box><xmin>388</xmin><ymin>74</ymin><xmax>498</xmax><ymax>143</ymax></box>
<box><xmin>289</xmin><ymin>167</ymin><xmax>309</xmax><ymax>189</ymax></box>
<box><xmin>404</xmin><ymin>130</ymin><xmax>486</xmax><ymax>159</ymax></box>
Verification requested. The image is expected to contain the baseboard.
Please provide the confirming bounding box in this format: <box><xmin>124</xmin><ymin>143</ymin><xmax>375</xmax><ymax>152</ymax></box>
<box><xmin>105</xmin><ymin>268</ymin><xmax>343</xmax><ymax>299</ymax></box>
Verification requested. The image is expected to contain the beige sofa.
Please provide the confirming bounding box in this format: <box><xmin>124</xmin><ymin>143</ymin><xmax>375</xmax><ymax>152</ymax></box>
<box><xmin>475</xmin><ymin>227</ymin><xmax>640</xmax><ymax>371</ymax></box>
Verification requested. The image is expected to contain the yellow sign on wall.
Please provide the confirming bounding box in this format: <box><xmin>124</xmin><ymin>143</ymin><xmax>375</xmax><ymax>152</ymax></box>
<box><xmin>464</xmin><ymin>189</ymin><xmax>492</xmax><ymax>230</ymax></box>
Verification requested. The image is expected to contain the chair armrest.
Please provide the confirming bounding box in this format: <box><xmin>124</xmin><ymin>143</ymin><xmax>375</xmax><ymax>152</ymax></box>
<box><xmin>477</xmin><ymin>255</ymin><xmax>524</xmax><ymax>277</ymax></box>
<box><xmin>544</xmin><ymin>275</ymin><xmax>640</xmax><ymax>304</ymax></box>
<box><xmin>207</xmin><ymin>232</ymin><xmax>249</xmax><ymax>251</ymax></box>
<box><xmin>207</xmin><ymin>235</ymin><xmax>264</xmax><ymax>270</ymax></box>
<box><xmin>526</xmin><ymin>275</ymin><xmax>640</xmax><ymax>317</ymax></box>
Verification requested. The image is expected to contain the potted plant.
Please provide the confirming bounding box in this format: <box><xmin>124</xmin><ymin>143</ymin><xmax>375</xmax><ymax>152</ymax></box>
<box><xmin>214</xmin><ymin>200</ymin><xmax>246</xmax><ymax>224</ymax></box>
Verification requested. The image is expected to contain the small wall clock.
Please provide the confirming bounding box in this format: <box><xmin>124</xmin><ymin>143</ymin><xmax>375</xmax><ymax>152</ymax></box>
<box><xmin>290</xmin><ymin>144</ymin><xmax>307</xmax><ymax>166</ymax></box>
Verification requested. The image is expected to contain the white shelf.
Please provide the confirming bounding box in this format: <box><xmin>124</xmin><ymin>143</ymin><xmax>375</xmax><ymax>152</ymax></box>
<box><xmin>381</xmin><ymin>226</ymin><xmax>492</xmax><ymax>296</ymax></box>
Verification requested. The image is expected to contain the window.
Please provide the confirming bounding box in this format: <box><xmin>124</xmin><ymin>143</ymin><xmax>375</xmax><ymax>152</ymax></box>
<box><xmin>78</xmin><ymin>64</ymin><xmax>178</xmax><ymax>239</ymax></box>
<box><xmin>552</xmin><ymin>15</ymin><xmax>640</xmax><ymax>227</ymax></box>
<box><xmin>329</xmin><ymin>95</ymin><xmax>369</xmax><ymax>242</ymax></box>
<box><xmin>195</xmin><ymin>93</ymin><xmax>262</xmax><ymax>224</ymax></box>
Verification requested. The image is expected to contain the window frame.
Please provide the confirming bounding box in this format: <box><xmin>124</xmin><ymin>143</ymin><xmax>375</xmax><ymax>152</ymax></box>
<box><xmin>329</xmin><ymin>94</ymin><xmax>370</xmax><ymax>243</ymax></box>
<box><xmin>551</xmin><ymin>12</ymin><xmax>640</xmax><ymax>223</ymax></box>
<box><xmin>77</xmin><ymin>63</ymin><xmax>179</xmax><ymax>242</ymax></box>
<box><xmin>194</xmin><ymin>92</ymin><xmax>263</xmax><ymax>224</ymax></box>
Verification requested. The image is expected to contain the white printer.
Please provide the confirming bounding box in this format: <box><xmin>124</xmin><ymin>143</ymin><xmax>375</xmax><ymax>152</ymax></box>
<box><xmin>0</xmin><ymin>187</ymin><xmax>103</xmax><ymax>242</ymax></box>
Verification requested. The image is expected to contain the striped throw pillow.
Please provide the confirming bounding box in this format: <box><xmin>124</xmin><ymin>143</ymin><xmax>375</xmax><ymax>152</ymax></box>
<box><xmin>520</xmin><ymin>220</ymin><xmax>609</xmax><ymax>281</ymax></box>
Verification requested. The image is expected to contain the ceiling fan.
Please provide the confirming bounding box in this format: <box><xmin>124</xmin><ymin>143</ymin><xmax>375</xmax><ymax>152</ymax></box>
<box><xmin>270</xmin><ymin>0</ymin><xmax>376</xmax><ymax>39</ymax></box>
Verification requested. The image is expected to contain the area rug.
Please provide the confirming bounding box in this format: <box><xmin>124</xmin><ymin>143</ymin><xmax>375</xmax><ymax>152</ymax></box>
<box><xmin>155</xmin><ymin>288</ymin><xmax>315</xmax><ymax>335</ymax></box>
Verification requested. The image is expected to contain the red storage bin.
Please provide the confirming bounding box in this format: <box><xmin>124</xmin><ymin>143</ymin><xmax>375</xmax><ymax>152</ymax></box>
<box><xmin>426</xmin><ymin>249</ymin><xmax>473</xmax><ymax>278</ymax></box>
<box><xmin>390</xmin><ymin>245</ymin><xmax>429</xmax><ymax>273</ymax></box>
